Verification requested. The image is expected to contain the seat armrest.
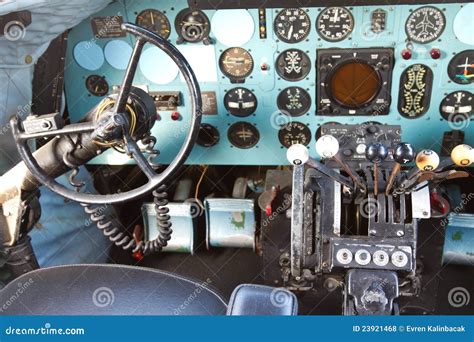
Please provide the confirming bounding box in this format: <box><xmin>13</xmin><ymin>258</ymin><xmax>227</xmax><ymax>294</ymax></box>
<box><xmin>226</xmin><ymin>284</ymin><xmax>298</xmax><ymax>316</ymax></box>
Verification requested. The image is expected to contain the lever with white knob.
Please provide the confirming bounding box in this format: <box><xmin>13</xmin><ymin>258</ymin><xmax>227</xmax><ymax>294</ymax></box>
<box><xmin>437</xmin><ymin>144</ymin><xmax>474</xmax><ymax>170</ymax></box>
<box><xmin>315</xmin><ymin>135</ymin><xmax>366</xmax><ymax>191</ymax></box>
<box><xmin>394</xmin><ymin>149</ymin><xmax>440</xmax><ymax>193</ymax></box>
<box><xmin>286</xmin><ymin>144</ymin><xmax>354</xmax><ymax>189</ymax></box>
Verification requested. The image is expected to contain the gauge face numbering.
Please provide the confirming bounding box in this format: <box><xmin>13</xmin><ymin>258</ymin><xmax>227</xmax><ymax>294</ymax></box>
<box><xmin>276</xmin><ymin>49</ymin><xmax>311</xmax><ymax>81</ymax></box>
<box><xmin>228</xmin><ymin>122</ymin><xmax>260</xmax><ymax>149</ymax></box>
<box><xmin>135</xmin><ymin>9</ymin><xmax>171</xmax><ymax>39</ymax></box>
<box><xmin>224</xmin><ymin>87</ymin><xmax>257</xmax><ymax>117</ymax></box>
<box><xmin>405</xmin><ymin>6</ymin><xmax>445</xmax><ymax>44</ymax></box>
<box><xmin>86</xmin><ymin>75</ymin><xmax>109</xmax><ymax>97</ymax></box>
<box><xmin>219</xmin><ymin>47</ymin><xmax>254</xmax><ymax>82</ymax></box>
<box><xmin>440</xmin><ymin>91</ymin><xmax>473</xmax><ymax>122</ymax></box>
<box><xmin>277</xmin><ymin>87</ymin><xmax>311</xmax><ymax>117</ymax></box>
<box><xmin>274</xmin><ymin>8</ymin><xmax>311</xmax><ymax>43</ymax></box>
<box><xmin>316</xmin><ymin>7</ymin><xmax>354</xmax><ymax>42</ymax></box>
<box><xmin>175</xmin><ymin>8</ymin><xmax>211</xmax><ymax>43</ymax></box>
<box><xmin>278</xmin><ymin>121</ymin><xmax>311</xmax><ymax>148</ymax></box>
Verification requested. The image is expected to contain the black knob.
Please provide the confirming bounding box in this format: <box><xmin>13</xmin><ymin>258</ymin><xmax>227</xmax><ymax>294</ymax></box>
<box><xmin>393</xmin><ymin>143</ymin><xmax>415</xmax><ymax>164</ymax></box>
<box><xmin>365</xmin><ymin>143</ymin><xmax>388</xmax><ymax>163</ymax></box>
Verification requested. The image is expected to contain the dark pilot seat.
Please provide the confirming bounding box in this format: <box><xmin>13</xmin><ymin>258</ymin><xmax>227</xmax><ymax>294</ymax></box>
<box><xmin>0</xmin><ymin>264</ymin><xmax>298</xmax><ymax>315</ymax></box>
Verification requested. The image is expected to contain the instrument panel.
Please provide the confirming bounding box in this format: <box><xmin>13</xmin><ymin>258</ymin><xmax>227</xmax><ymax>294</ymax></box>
<box><xmin>65</xmin><ymin>1</ymin><xmax>474</xmax><ymax>165</ymax></box>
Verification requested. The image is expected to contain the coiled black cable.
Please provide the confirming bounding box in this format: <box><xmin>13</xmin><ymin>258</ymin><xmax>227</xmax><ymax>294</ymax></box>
<box><xmin>81</xmin><ymin>184</ymin><xmax>172</xmax><ymax>255</ymax></box>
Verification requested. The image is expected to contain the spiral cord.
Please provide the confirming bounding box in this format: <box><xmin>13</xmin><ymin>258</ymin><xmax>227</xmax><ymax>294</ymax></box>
<box><xmin>81</xmin><ymin>184</ymin><xmax>172</xmax><ymax>256</ymax></box>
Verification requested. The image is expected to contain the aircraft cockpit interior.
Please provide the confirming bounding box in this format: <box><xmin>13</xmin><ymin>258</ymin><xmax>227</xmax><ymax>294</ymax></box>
<box><xmin>0</xmin><ymin>0</ymin><xmax>473</xmax><ymax>317</ymax></box>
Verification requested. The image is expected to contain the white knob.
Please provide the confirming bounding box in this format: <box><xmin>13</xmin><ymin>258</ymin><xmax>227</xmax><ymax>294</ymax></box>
<box><xmin>287</xmin><ymin>144</ymin><xmax>309</xmax><ymax>165</ymax></box>
<box><xmin>315</xmin><ymin>135</ymin><xmax>340</xmax><ymax>158</ymax></box>
<box><xmin>415</xmin><ymin>149</ymin><xmax>440</xmax><ymax>171</ymax></box>
<box><xmin>450</xmin><ymin>144</ymin><xmax>474</xmax><ymax>167</ymax></box>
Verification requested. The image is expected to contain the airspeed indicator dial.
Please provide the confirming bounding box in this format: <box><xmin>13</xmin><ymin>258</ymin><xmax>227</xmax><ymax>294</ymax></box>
<box><xmin>316</xmin><ymin>7</ymin><xmax>354</xmax><ymax>42</ymax></box>
<box><xmin>135</xmin><ymin>9</ymin><xmax>171</xmax><ymax>39</ymax></box>
<box><xmin>274</xmin><ymin>8</ymin><xmax>311</xmax><ymax>43</ymax></box>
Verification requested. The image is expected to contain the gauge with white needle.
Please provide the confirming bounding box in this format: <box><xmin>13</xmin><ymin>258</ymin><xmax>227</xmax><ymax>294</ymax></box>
<box><xmin>273</xmin><ymin>8</ymin><xmax>310</xmax><ymax>43</ymax></box>
<box><xmin>440</xmin><ymin>90</ymin><xmax>473</xmax><ymax>121</ymax></box>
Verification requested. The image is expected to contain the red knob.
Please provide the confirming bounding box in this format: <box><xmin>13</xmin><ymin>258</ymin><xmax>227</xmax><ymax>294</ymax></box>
<box><xmin>401</xmin><ymin>49</ymin><xmax>412</xmax><ymax>60</ymax></box>
<box><xmin>171</xmin><ymin>111</ymin><xmax>180</xmax><ymax>121</ymax></box>
<box><xmin>430</xmin><ymin>48</ymin><xmax>441</xmax><ymax>59</ymax></box>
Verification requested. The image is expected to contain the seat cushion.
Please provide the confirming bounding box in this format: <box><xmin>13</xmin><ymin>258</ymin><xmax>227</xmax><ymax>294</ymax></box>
<box><xmin>0</xmin><ymin>264</ymin><xmax>227</xmax><ymax>315</ymax></box>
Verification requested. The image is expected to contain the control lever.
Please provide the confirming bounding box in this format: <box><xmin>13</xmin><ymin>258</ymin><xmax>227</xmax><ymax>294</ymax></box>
<box><xmin>405</xmin><ymin>149</ymin><xmax>440</xmax><ymax>180</ymax></box>
<box><xmin>385</xmin><ymin>143</ymin><xmax>415</xmax><ymax>195</ymax></box>
<box><xmin>365</xmin><ymin>143</ymin><xmax>388</xmax><ymax>196</ymax></box>
<box><xmin>315</xmin><ymin>135</ymin><xmax>366</xmax><ymax>191</ymax></box>
<box><xmin>394</xmin><ymin>149</ymin><xmax>440</xmax><ymax>194</ymax></box>
<box><xmin>286</xmin><ymin>144</ymin><xmax>354</xmax><ymax>189</ymax></box>
<box><xmin>437</xmin><ymin>144</ymin><xmax>474</xmax><ymax>170</ymax></box>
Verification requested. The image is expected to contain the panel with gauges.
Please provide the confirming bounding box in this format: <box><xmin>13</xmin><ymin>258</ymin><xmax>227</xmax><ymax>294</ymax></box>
<box><xmin>64</xmin><ymin>0</ymin><xmax>474</xmax><ymax>165</ymax></box>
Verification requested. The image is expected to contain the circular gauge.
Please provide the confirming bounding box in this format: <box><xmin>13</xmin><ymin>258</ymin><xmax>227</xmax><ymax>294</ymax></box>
<box><xmin>219</xmin><ymin>47</ymin><xmax>254</xmax><ymax>82</ymax></box>
<box><xmin>405</xmin><ymin>6</ymin><xmax>445</xmax><ymax>44</ymax></box>
<box><xmin>329</xmin><ymin>61</ymin><xmax>381</xmax><ymax>108</ymax></box>
<box><xmin>224</xmin><ymin>87</ymin><xmax>257</xmax><ymax>117</ymax></box>
<box><xmin>228</xmin><ymin>122</ymin><xmax>260</xmax><ymax>149</ymax></box>
<box><xmin>277</xmin><ymin>87</ymin><xmax>311</xmax><ymax>117</ymax></box>
<box><xmin>440</xmin><ymin>91</ymin><xmax>473</xmax><ymax>121</ymax></box>
<box><xmin>85</xmin><ymin>75</ymin><xmax>109</xmax><ymax>97</ymax></box>
<box><xmin>448</xmin><ymin>50</ymin><xmax>474</xmax><ymax>85</ymax></box>
<box><xmin>135</xmin><ymin>9</ymin><xmax>171</xmax><ymax>39</ymax></box>
<box><xmin>274</xmin><ymin>8</ymin><xmax>311</xmax><ymax>43</ymax></box>
<box><xmin>316</xmin><ymin>7</ymin><xmax>354</xmax><ymax>42</ymax></box>
<box><xmin>278</xmin><ymin>121</ymin><xmax>311</xmax><ymax>148</ymax></box>
<box><xmin>175</xmin><ymin>8</ymin><xmax>211</xmax><ymax>43</ymax></box>
<box><xmin>197</xmin><ymin>124</ymin><xmax>220</xmax><ymax>147</ymax></box>
<box><xmin>276</xmin><ymin>49</ymin><xmax>311</xmax><ymax>81</ymax></box>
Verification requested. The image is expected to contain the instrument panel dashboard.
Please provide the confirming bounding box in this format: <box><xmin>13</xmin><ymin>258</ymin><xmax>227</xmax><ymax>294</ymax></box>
<box><xmin>65</xmin><ymin>0</ymin><xmax>474</xmax><ymax>165</ymax></box>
